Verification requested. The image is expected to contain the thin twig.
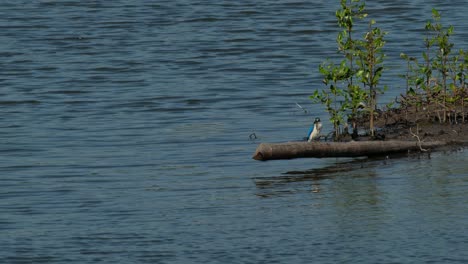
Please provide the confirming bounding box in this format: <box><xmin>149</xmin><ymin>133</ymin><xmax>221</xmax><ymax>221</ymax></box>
<box><xmin>295</xmin><ymin>102</ymin><xmax>308</xmax><ymax>114</ymax></box>
<box><xmin>409</xmin><ymin>126</ymin><xmax>427</xmax><ymax>152</ymax></box>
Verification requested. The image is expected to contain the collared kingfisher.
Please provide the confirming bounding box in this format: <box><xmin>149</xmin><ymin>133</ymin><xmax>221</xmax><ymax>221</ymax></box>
<box><xmin>307</xmin><ymin>117</ymin><xmax>322</xmax><ymax>142</ymax></box>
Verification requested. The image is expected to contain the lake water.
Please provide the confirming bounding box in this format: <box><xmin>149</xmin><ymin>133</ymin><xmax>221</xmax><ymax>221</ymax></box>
<box><xmin>1</xmin><ymin>0</ymin><xmax>468</xmax><ymax>263</ymax></box>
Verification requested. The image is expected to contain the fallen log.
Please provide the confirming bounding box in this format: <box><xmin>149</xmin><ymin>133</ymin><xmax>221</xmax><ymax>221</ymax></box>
<box><xmin>252</xmin><ymin>140</ymin><xmax>447</xmax><ymax>161</ymax></box>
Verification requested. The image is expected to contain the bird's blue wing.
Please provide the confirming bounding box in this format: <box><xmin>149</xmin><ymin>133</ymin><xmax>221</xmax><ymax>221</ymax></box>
<box><xmin>307</xmin><ymin>126</ymin><xmax>314</xmax><ymax>138</ymax></box>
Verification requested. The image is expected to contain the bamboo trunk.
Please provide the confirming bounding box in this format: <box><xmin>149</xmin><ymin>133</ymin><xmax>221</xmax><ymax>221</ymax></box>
<box><xmin>252</xmin><ymin>140</ymin><xmax>446</xmax><ymax>161</ymax></box>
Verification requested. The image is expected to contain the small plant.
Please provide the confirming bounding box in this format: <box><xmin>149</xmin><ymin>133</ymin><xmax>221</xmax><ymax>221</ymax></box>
<box><xmin>356</xmin><ymin>20</ymin><xmax>387</xmax><ymax>136</ymax></box>
<box><xmin>400</xmin><ymin>8</ymin><xmax>467</xmax><ymax>124</ymax></box>
<box><xmin>427</xmin><ymin>8</ymin><xmax>455</xmax><ymax>122</ymax></box>
<box><xmin>311</xmin><ymin>60</ymin><xmax>350</xmax><ymax>139</ymax></box>
<box><xmin>312</xmin><ymin>4</ymin><xmax>466</xmax><ymax>143</ymax></box>
<box><xmin>312</xmin><ymin>0</ymin><xmax>387</xmax><ymax>139</ymax></box>
<box><xmin>335</xmin><ymin>0</ymin><xmax>367</xmax><ymax>136</ymax></box>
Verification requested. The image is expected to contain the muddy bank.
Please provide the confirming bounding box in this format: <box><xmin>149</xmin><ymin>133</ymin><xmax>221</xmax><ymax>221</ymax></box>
<box><xmin>352</xmin><ymin>106</ymin><xmax>468</xmax><ymax>144</ymax></box>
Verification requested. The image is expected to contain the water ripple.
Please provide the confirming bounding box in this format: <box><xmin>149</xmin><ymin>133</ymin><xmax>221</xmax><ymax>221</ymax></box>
<box><xmin>1</xmin><ymin>0</ymin><xmax>468</xmax><ymax>263</ymax></box>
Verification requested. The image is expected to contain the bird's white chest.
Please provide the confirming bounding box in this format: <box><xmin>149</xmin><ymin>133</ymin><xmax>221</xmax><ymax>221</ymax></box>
<box><xmin>309</xmin><ymin>122</ymin><xmax>322</xmax><ymax>141</ymax></box>
<box><xmin>316</xmin><ymin>122</ymin><xmax>322</xmax><ymax>132</ymax></box>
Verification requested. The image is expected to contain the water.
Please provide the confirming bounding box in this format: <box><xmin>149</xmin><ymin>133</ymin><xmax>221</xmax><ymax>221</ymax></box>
<box><xmin>1</xmin><ymin>0</ymin><xmax>468</xmax><ymax>263</ymax></box>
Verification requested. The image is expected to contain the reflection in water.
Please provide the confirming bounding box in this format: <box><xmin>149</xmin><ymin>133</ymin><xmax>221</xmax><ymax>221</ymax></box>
<box><xmin>251</xmin><ymin>150</ymin><xmax>468</xmax><ymax>262</ymax></box>
<box><xmin>252</xmin><ymin>154</ymin><xmax>418</xmax><ymax>198</ymax></box>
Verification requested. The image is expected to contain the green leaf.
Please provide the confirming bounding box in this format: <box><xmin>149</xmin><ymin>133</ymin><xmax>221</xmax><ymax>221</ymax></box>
<box><xmin>416</xmin><ymin>78</ymin><xmax>424</xmax><ymax>86</ymax></box>
<box><xmin>422</xmin><ymin>51</ymin><xmax>429</xmax><ymax>62</ymax></box>
<box><xmin>448</xmin><ymin>25</ymin><xmax>454</xmax><ymax>35</ymax></box>
<box><xmin>425</xmin><ymin>21</ymin><xmax>432</xmax><ymax>30</ymax></box>
<box><xmin>432</xmin><ymin>8</ymin><xmax>440</xmax><ymax>19</ymax></box>
<box><xmin>374</xmin><ymin>66</ymin><xmax>384</xmax><ymax>76</ymax></box>
<box><xmin>449</xmin><ymin>83</ymin><xmax>457</xmax><ymax>92</ymax></box>
<box><xmin>356</xmin><ymin>69</ymin><xmax>364</xmax><ymax>78</ymax></box>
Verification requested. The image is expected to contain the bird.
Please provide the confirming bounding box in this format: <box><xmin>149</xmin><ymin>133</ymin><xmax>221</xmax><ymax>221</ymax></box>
<box><xmin>307</xmin><ymin>117</ymin><xmax>322</xmax><ymax>142</ymax></box>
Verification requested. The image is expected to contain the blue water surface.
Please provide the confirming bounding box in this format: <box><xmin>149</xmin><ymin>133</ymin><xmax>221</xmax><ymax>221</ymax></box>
<box><xmin>1</xmin><ymin>0</ymin><xmax>468</xmax><ymax>263</ymax></box>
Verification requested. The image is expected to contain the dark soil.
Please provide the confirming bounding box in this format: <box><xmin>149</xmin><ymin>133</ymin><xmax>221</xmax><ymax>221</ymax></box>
<box><xmin>347</xmin><ymin>106</ymin><xmax>468</xmax><ymax>145</ymax></box>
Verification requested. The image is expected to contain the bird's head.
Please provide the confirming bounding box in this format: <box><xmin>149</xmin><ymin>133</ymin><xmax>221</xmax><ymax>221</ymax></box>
<box><xmin>314</xmin><ymin>117</ymin><xmax>321</xmax><ymax>124</ymax></box>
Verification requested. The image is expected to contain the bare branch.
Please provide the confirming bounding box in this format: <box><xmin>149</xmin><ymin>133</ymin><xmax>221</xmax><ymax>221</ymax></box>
<box><xmin>409</xmin><ymin>126</ymin><xmax>427</xmax><ymax>152</ymax></box>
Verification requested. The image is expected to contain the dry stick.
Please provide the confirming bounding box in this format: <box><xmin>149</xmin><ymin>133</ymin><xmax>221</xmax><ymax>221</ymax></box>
<box><xmin>462</xmin><ymin>91</ymin><xmax>465</xmax><ymax>123</ymax></box>
<box><xmin>434</xmin><ymin>100</ymin><xmax>449</xmax><ymax>123</ymax></box>
<box><xmin>409</xmin><ymin>126</ymin><xmax>427</xmax><ymax>152</ymax></box>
